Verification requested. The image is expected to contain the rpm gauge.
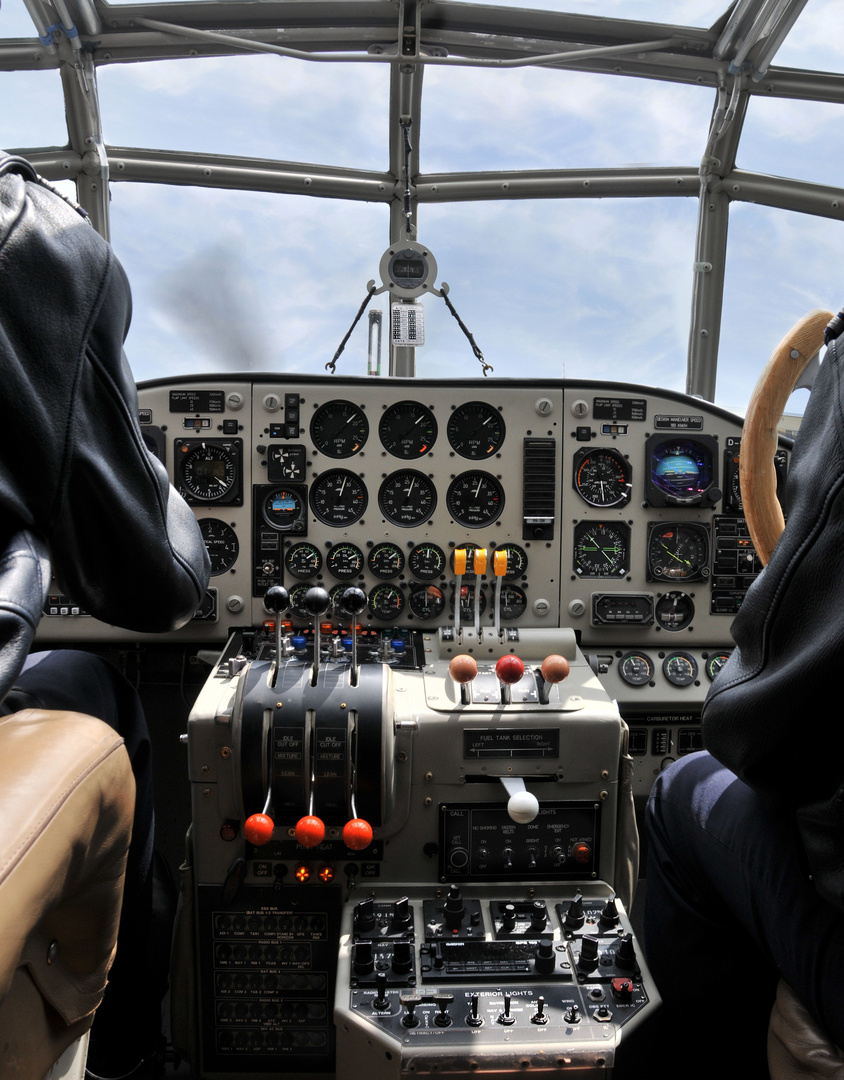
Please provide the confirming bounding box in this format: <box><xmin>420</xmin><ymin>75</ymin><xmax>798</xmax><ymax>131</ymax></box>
<box><xmin>310</xmin><ymin>400</ymin><xmax>369</xmax><ymax>458</ymax></box>
<box><xmin>309</xmin><ymin>470</ymin><xmax>368</xmax><ymax>526</ymax></box>
<box><xmin>379</xmin><ymin>401</ymin><xmax>437</xmax><ymax>458</ymax></box>
<box><xmin>573</xmin><ymin>447</ymin><xmax>632</xmax><ymax>508</ymax></box>
<box><xmin>198</xmin><ymin>519</ymin><xmax>239</xmax><ymax>575</ymax></box>
<box><xmin>446</xmin><ymin>471</ymin><xmax>505</xmax><ymax>528</ymax></box>
<box><xmin>378</xmin><ymin>470</ymin><xmax>437</xmax><ymax>527</ymax></box>
<box><xmin>447</xmin><ymin>402</ymin><xmax>505</xmax><ymax>459</ymax></box>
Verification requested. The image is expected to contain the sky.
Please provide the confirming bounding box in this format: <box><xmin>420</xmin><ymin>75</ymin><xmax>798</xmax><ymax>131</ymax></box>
<box><xmin>3</xmin><ymin>0</ymin><xmax>844</xmax><ymax>414</ymax></box>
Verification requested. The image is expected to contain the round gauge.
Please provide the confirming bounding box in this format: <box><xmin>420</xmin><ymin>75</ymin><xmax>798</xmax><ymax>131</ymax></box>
<box><xmin>198</xmin><ymin>519</ymin><xmax>239</xmax><ymax>576</ymax></box>
<box><xmin>648</xmin><ymin>523</ymin><xmax>709</xmax><ymax>582</ymax></box>
<box><xmin>495</xmin><ymin>543</ymin><xmax>528</xmax><ymax>579</ymax></box>
<box><xmin>328</xmin><ymin>583</ymin><xmax>359</xmax><ymax>616</ymax></box>
<box><xmin>285</xmin><ymin>542</ymin><xmax>322</xmax><ymax>580</ymax></box>
<box><xmin>409</xmin><ymin>583</ymin><xmax>446</xmax><ymax>620</ymax></box>
<box><xmin>499</xmin><ymin>584</ymin><xmax>528</xmax><ymax>621</ymax></box>
<box><xmin>452</xmin><ymin>584</ymin><xmax>485</xmax><ymax>620</ymax></box>
<box><xmin>573</xmin><ymin>448</ymin><xmax>632</xmax><ymax>508</ymax></box>
<box><xmin>287</xmin><ymin>583</ymin><xmax>313</xmax><ymax>620</ymax></box>
<box><xmin>447</xmin><ymin>402</ymin><xmax>505</xmax><ymax>459</ymax></box>
<box><xmin>573</xmin><ymin>521</ymin><xmax>630</xmax><ymax>578</ymax></box>
<box><xmin>379</xmin><ymin>401</ymin><xmax>437</xmax><ymax>458</ymax></box>
<box><xmin>368</xmin><ymin>542</ymin><xmax>405</xmax><ymax>579</ymax></box>
<box><xmin>309</xmin><ymin>470</ymin><xmax>368</xmax><ymax>526</ymax></box>
<box><xmin>655</xmin><ymin>591</ymin><xmax>695</xmax><ymax>631</ymax></box>
<box><xmin>263</xmin><ymin>487</ymin><xmax>306</xmax><ymax>531</ymax></box>
<box><xmin>180</xmin><ymin>442</ymin><xmax>237</xmax><ymax>501</ymax></box>
<box><xmin>450</xmin><ymin>543</ymin><xmax>481</xmax><ymax>575</ymax></box>
<box><xmin>409</xmin><ymin>543</ymin><xmax>446</xmax><ymax>580</ymax></box>
<box><xmin>649</xmin><ymin>439</ymin><xmax>714</xmax><ymax>504</ymax></box>
<box><xmin>310</xmin><ymin>400</ymin><xmax>369</xmax><ymax>458</ymax></box>
<box><xmin>663</xmin><ymin>652</ymin><xmax>699</xmax><ymax>687</ymax></box>
<box><xmin>326</xmin><ymin>543</ymin><xmax>364</xmax><ymax>579</ymax></box>
<box><xmin>705</xmin><ymin>651</ymin><xmax>732</xmax><ymax>681</ymax></box>
<box><xmin>446</xmin><ymin>472</ymin><xmax>505</xmax><ymax>528</ymax></box>
<box><xmin>378</xmin><ymin>470</ymin><xmax>437</xmax><ymax>527</ymax></box>
<box><xmin>368</xmin><ymin>584</ymin><xmax>405</xmax><ymax>620</ymax></box>
<box><xmin>618</xmin><ymin>652</ymin><xmax>655</xmax><ymax>687</ymax></box>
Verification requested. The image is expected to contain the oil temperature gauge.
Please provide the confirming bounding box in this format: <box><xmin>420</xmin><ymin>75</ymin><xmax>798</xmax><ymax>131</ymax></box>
<box><xmin>705</xmin><ymin>650</ymin><xmax>732</xmax><ymax>681</ymax></box>
<box><xmin>369</xmin><ymin>584</ymin><xmax>405</xmax><ymax>620</ymax></box>
<box><xmin>618</xmin><ymin>652</ymin><xmax>655</xmax><ymax>687</ymax></box>
<box><xmin>663</xmin><ymin>652</ymin><xmax>699</xmax><ymax>686</ymax></box>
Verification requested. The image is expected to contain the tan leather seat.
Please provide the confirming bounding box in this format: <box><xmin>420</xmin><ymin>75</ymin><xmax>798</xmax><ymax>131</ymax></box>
<box><xmin>0</xmin><ymin>709</ymin><xmax>135</xmax><ymax>1079</ymax></box>
<box><xmin>768</xmin><ymin>980</ymin><xmax>844</xmax><ymax>1079</ymax></box>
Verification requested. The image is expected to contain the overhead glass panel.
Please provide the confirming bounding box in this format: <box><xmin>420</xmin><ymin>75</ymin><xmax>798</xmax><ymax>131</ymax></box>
<box><xmin>410</xmin><ymin>0</ymin><xmax>730</xmax><ymax>25</ymax></box>
<box><xmin>401</xmin><ymin>196</ymin><xmax>699</xmax><ymax>389</ymax></box>
<box><xmin>422</xmin><ymin>66</ymin><xmax>712</xmax><ymax>173</ymax></box>
<box><xmin>740</xmin><ymin>96</ymin><xmax>844</xmax><ymax>188</ymax></box>
<box><xmin>0</xmin><ymin>70</ymin><xmax>69</xmax><ymax>149</ymax></box>
<box><xmin>769</xmin><ymin>0</ymin><xmax>844</xmax><ymax>74</ymax></box>
<box><xmin>110</xmin><ymin>184</ymin><xmax>389</xmax><ymax>382</ymax></box>
<box><xmin>99</xmin><ymin>55</ymin><xmax>388</xmax><ymax>170</ymax></box>
<box><xmin>718</xmin><ymin>203</ymin><xmax>844</xmax><ymax>414</ymax></box>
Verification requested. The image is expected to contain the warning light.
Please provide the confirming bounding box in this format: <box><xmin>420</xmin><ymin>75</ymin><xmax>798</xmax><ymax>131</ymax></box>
<box><xmin>318</xmin><ymin>865</ymin><xmax>335</xmax><ymax>884</ymax></box>
<box><xmin>572</xmin><ymin>843</ymin><xmax>592</xmax><ymax>864</ymax></box>
<box><xmin>294</xmin><ymin>864</ymin><xmax>311</xmax><ymax>884</ymax></box>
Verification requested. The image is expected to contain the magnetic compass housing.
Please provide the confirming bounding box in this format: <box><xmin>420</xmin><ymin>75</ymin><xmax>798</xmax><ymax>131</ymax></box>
<box><xmin>379</xmin><ymin>241</ymin><xmax>438</xmax><ymax>298</ymax></box>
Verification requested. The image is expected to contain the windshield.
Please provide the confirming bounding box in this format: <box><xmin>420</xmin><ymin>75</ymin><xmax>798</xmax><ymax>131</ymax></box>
<box><xmin>2</xmin><ymin>0</ymin><xmax>842</xmax><ymax>413</ymax></box>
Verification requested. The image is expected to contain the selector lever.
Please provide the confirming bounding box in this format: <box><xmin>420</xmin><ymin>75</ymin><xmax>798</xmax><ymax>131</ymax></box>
<box><xmin>449</xmin><ymin>654</ymin><xmax>478</xmax><ymax>705</ymax></box>
<box><xmin>495</xmin><ymin>655</ymin><xmax>524</xmax><ymax>705</ymax></box>
<box><xmin>264</xmin><ymin>585</ymin><xmax>290</xmax><ymax>689</ymax></box>
<box><xmin>305</xmin><ymin>586</ymin><xmax>330</xmax><ymax>685</ymax></box>
<box><xmin>539</xmin><ymin>653</ymin><xmax>571</xmax><ymax>704</ymax></box>
<box><xmin>340</xmin><ymin>587</ymin><xmax>367</xmax><ymax>685</ymax></box>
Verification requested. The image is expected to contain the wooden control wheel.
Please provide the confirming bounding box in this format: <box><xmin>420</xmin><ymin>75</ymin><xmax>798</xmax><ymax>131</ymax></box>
<box><xmin>741</xmin><ymin>309</ymin><xmax>832</xmax><ymax>566</ymax></box>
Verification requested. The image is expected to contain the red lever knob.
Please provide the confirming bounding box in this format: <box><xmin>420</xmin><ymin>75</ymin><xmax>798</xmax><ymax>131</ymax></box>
<box><xmin>495</xmin><ymin>655</ymin><xmax>525</xmax><ymax>685</ymax></box>
<box><xmin>343</xmin><ymin>818</ymin><xmax>374</xmax><ymax>851</ymax></box>
<box><xmin>244</xmin><ymin>813</ymin><xmax>275</xmax><ymax>846</ymax></box>
<box><xmin>541</xmin><ymin>654</ymin><xmax>571</xmax><ymax>684</ymax></box>
<box><xmin>449</xmin><ymin>655</ymin><xmax>478</xmax><ymax>684</ymax></box>
<box><xmin>295</xmin><ymin>815</ymin><xmax>326</xmax><ymax>848</ymax></box>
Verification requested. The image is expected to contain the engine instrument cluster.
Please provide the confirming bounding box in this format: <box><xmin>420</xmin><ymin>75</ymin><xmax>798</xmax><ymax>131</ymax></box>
<box><xmin>40</xmin><ymin>375</ymin><xmax>788</xmax><ymax>802</ymax></box>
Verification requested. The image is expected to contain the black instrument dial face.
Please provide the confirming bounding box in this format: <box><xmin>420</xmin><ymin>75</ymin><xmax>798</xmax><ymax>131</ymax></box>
<box><xmin>618</xmin><ymin>651</ymin><xmax>655</xmax><ymax>686</ymax></box>
<box><xmin>309</xmin><ymin>470</ymin><xmax>368</xmax><ymax>526</ymax></box>
<box><xmin>326</xmin><ymin>543</ymin><xmax>364</xmax><ymax>579</ymax></box>
<box><xmin>409</xmin><ymin>583</ymin><xmax>446</xmax><ymax>620</ymax></box>
<box><xmin>705</xmin><ymin>651</ymin><xmax>732</xmax><ymax>681</ymax></box>
<box><xmin>499</xmin><ymin>584</ymin><xmax>528</xmax><ymax>620</ymax></box>
<box><xmin>379</xmin><ymin>401</ymin><xmax>437</xmax><ymax>458</ymax></box>
<box><xmin>495</xmin><ymin>543</ymin><xmax>528</xmax><ymax>579</ymax></box>
<box><xmin>263</xmin><ymin>487</ymin><xmax>306</xmax><ymax>531</ymax></box>
<box><xmin>447</xmin><ymin>401</ymin><xmax>505</xmax><ymax>459</ymax></box>
<box><xmin>179</xmin><ymin>442</ymin><xmax>237</xmax><ymax>501</ymax></box>
<box><xmin>446</xmin><ymin>472</ymin><xmax>505</xmax><ymax>528</ymax></box>
<box><xmin>198</xmin><ymin>518</ymin><xmax>239</xmax><ymax>575</ymax></box>
<box><xmin>378</xmin><ymin>470</ymin><xmax>437</xmax><ymax>527</ymax></box>
<box><xmin>574</xmin><ymin>448</ymin><xmax>632</xmax><ymax>508</ymax></box>
<box><xmin>287</xmin><ymin>583</ymin><xmax>313</xmax><ymax>620</ymax></box>
<box><xmin>285</xmin><ymin>541</ymin><xmax>322</xmax><ymax>579</ymax></box>
<box><xmin>368</xmin><ymin>584</ymin><xmax>405</xmax><ymax>620</ymax></box>
<box><xmin>647</xmin><ymin>523</ymin><xmax>709</xmax><ymax>582</ymax></box>
<box><xmin>663</xmin><ymin>652</ymin><xmax>698</xmax><ymax>687</ymax></box>
<box><xmin>408</xmin><ymin>543</ymin><xmax>446</xmax><ymax>580</ymax></box>
<box><xmin>367</xmin><ymin>542</ymin><xmax>405</xmax><ymax>579</ymax></box>
<box><xmin>310</xmin><ymin>400</ymin><xmax>369</xmax><ymax>458</ymax></box>
<box><xmin>649</xmin><ymin>439</ymin><xmax>714</xmax><ymax>505</ymax></box>
<box><xmin>452</xmin><ymin>583</ymin><xmax>486</xmax><ymax>620</ymax></box>
<box><xmin>573</xmin><ymin>521</ymin><xmax>630</xmax><ymax>578</ymax></box>
<box><xmin>655</xmin><ymin>591</ymin><xmax>695</xmax><ymax>631</ymax></box>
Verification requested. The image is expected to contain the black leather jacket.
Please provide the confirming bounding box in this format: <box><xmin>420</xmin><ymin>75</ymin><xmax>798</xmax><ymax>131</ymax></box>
<box><xmin>703</xmin><ymin>328</ymin><xmax>844</xmax><ymax>911</ymax></box>
<box><xmin>0</xmin><ymin>155</ymin><xmax>210</xmax><ymax>700</ymax></box>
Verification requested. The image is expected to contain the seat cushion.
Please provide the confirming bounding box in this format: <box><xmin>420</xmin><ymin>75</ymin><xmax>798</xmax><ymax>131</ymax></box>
<box><xmin>0</xmin><ymin>709</ymin><xmax>134</xmax><ymax>1077</ymax></box>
